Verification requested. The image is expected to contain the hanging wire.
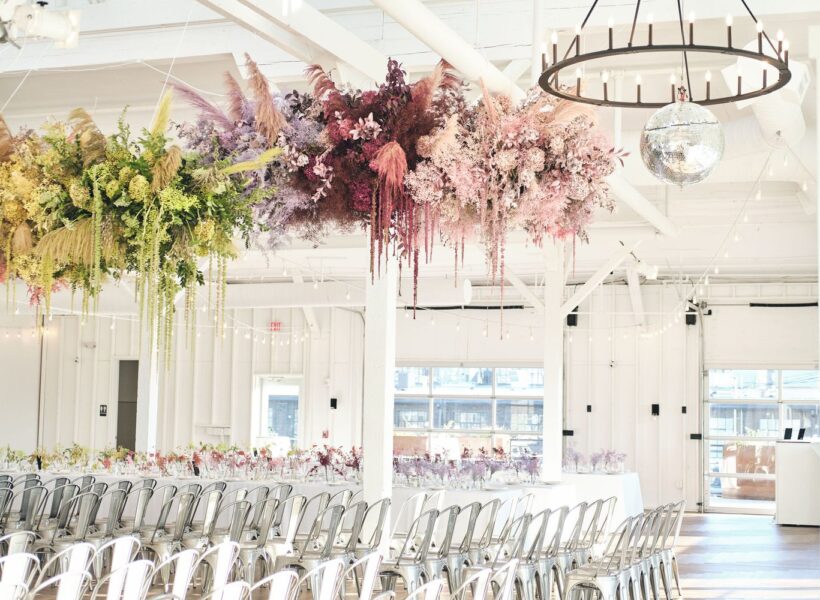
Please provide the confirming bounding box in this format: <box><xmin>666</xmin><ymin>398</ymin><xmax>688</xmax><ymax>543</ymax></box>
<box><xmin>627</xmin><ymin>0</ymin><xmax>642</xmax><ymax>47</ymax></box>
<box><xmin>675</xmin><ymin>0</ymin><xmax>693</xmax><ymax>99</ymax></box>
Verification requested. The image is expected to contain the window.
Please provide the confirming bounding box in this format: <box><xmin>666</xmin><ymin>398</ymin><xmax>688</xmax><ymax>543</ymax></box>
<box><xmin>705</xmin><ymin>369</ymin><xmax>819</xmax><ymax>512</ymax></box>
<box><xmin>394</xmin><ymin>366</ymin><xmax>544</xmax><ymax>456</ymax></box>
<box><xmin>258</xmin><ymin>376</ymin><xmax>301</xmax><ymax>450</ymax></box>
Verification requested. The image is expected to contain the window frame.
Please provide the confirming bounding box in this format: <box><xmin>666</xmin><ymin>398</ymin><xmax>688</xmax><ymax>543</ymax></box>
<box><xmin>254</xmin><ymin>374</ymin><xmax>304</xmax><ymax>449</ymax></box>
<box><xmin>394</xmin><ymin>363</ymin><xmax>544</xmax><ymax>454</ymax></box>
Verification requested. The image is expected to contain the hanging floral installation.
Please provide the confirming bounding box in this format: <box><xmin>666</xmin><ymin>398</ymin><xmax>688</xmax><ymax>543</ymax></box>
<box><xmin>0</xmin><ymin>55</ymin><xmax>621</xmax><ymax>350</ymax></box>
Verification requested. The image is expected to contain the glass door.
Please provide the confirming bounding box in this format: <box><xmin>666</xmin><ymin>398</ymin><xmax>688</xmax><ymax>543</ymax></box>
<box><xmin>704</xmin><ymin>369</ymin><xmax>820</xmax><ymax>513</ymax></box>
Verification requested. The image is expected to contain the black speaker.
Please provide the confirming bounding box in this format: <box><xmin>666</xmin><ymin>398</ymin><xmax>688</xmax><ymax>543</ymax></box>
<box><xmin>566</xmin><ymin>307</ymin><xmax>579</xmax><ymax>327</ymax></box>
<box><xmin>330</xmin><ymin>398</ymin><xmax>338</xmax><ymax>410</ymax></box>
<box><xmin>685</xmin><ymin>310</ymin><xmax>697</xmax><ymax>326</ymax></box>
<box><xmin>651</xmin><ymin>403</ymin><xmax>660</xmax><ymax>416</ymax></box>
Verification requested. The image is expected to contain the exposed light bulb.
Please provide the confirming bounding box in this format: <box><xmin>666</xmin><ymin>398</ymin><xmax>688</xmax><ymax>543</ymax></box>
<box><xmin>345</xmin><ymin>290</ymin><xmax>351</xmax><ymax>301</ymax></box>
<box><xmin>669</xmin><ymin>73</ymin><xmax>676</xmax><ymax>85</ymax></box>
<box><xmin>755</xmin><ymin>188</ymin><xmax>762</xmax><ymax>201</ymax></box>
<box><xmin>777</xmin><ymin>30</ymin><xmax>784</xmax><ymax>42</ymax></box>
<box><xmin>551</xmin><ymin>31</ymin><xmax>558</xmax><ymax>44</ymax></box>
<box><xmin>725</xmin><ymin>14</ymin><xmax>733</xmax><ymax>27</ymax></box>
<box><xmin>756</xmin><ymin>20</ymin><xmax>763</xmax><ymax>33</ymax></box>
<box><xmin>705</xmin><ymin>70</ymin><xmax>712</xmax><ymax>82</ymax></box>
<box><xmin>688</xmin><ymin>11</ymin><xmax>695</xmax><ymax>24</ymax></box>
<box><xmin>635</xmin><ymin>73</ymin><xmax>642</xmax><ymax>85</ymax></box>
<box><xmin>802</xmin><ymin>181</ymin><xmax>809</xmax><ymax>192</ymax></box>
<box><xmin>601</xmin><ymin>70</ymin><xmax>609</xmax><ymax>84</ymax></box>
<box><xmin>647</xmin><ymin>13</ymin><xmax>653</xmax><ymax>25</ymax></box>
<box><xmin>714</xmin><ymin>265</ymin><xmax>720</xmax><ymax>274</ymax></box>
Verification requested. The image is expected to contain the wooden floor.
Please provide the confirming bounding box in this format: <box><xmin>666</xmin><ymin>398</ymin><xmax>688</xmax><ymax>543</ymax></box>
<box><xmin>677</xmin><ymin>513</ymin><xmax>820</xmax><ymax>599</ymax></box>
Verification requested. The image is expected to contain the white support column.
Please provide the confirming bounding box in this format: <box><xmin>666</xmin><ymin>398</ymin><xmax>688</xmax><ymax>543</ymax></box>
<box><xmin>362</xmin><ymin>259</ymin><xmax>397</xmax><ymax>503</ymax></box>
<box><xmin>811</xmin><ymin>28</ymin><xmax>820</xmax><ymax>374</ymax></box>
<box><xmin>542</xmin><ymin>242</ymin><xmax>565</xmax><ymax>482</ymax></box>
<box><xmin>135</xmin><ymin>328</ymin><xmax>159</xmax><ymax>452</ymax></box>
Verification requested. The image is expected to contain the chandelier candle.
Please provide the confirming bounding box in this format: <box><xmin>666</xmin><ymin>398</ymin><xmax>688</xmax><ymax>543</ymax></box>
<box><xmin>688</xmin><ymin>12</ymin><xmax>695</xmax><ymax>45</ymax></box>
<box><xmin>757</xmin><ymin>20</ymin><xmax>763</xmax><ymax>54</ymax></box>
<box><xmin>726</xmin><ymin>14</ymin><xmax>733</xmax><ymax>47</ymax></box>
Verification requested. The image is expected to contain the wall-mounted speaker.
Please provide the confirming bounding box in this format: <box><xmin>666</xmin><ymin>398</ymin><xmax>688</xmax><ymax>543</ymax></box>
<box><xmin>566</xmin><ymin>307</ymin><xmax>579</xmax><ymax>327</ymax></box>
<box><xmin>651</xmin><ymin>403</ymin><xmax>660</xmax><ymax>416</ymax></box>
<box><xmin>330</xmin><ymin>398</ymin><xmax>338</xmax><ymax>410</ymax></box>
<box><xmin>685</xmin><ymin>310</ymin><xmax>697</xmax><ymax>326</ymax></box>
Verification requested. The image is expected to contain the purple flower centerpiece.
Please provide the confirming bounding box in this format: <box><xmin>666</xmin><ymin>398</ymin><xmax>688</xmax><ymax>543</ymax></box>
<box><xmin>563</xmin><ymin>447</ymin><xmax>584</xmax><ymax>473</ymax></box>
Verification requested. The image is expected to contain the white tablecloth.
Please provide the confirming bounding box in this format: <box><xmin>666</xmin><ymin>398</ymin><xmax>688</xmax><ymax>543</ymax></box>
<box><xmin>562</xmin><ymin>472</ymin><xmax>644</xmax><ymax>526</ymax></box>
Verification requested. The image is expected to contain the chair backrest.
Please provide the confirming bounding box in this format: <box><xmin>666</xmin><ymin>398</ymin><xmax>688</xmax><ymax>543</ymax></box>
<box><xmin>114</xmin><ymin>480</ymin><xmax>133</xmax><ymax>495</ymax></box>
<box><xmin>296</xmin><ymin>492</ymin><xmax>331</xmax><ymax>535</ymax></box>
<box><xmin>0</xmin><ymin>531</ymin><xmax>35</xmax><ymax>556</ymax></box>
<box><xmin>296</xmin><ymin>558</ymin><xmax>345</xmax><ymax>600</ymax></box>
<box><xmin>272</xmin><ymin>494</ymin><xmax>307</xmax><ymax>543</ymax></box>
<box><xmin>150</xmin><ymin>490</ymin><xmax>195</xmax><ymax>542</ymax></box>
<box><xmin>0</xmin><ymin>487</ymin><xmax>13</xmax><ymax>528</ymax></box>
<box><xmin>249</xmin><ymin>497</ymin><xmax>280</xmax><ymax>548</ymax></box>
<box><xmin>561</xmin><ymin>502</ymin><xmax>589</xmax><ymax>551</ymax></box>
<box><xmin>491</xmin><ymin>559</ymin><xmax>519</xmax><ymax>600</ymax></box>
<box><xmin>432</xmin><ymin>505</ymin><xmax>461</xmax><ymax>559</ymax></box>
<box><xmin>95</xmin><ymin>489</ymin><xmax>128</xmax><ymax>536</ymax></box>
<box><xmin>36</xmin><ymin>483</ymin><xmax>79</xmax><ymax>528</ymax></box>
<box><xmin>71</xmin><ymin>475</ymin><xmax>95</xmax><ymax>493</ymax></box>
<box><xmin>345</xmin><ymin>552</ymin><xmax>382</xmax><ymax>600</ymax></box>
<box><xmin>197</xmin><ymin>541</ymin><xmax>240</xmax><ymax>593</ymax></box>
<box><xmin>49</xmin><ymin>491</ymin><xmax>99</xmax><ymax>542</ymax></box>
<box><xmin>269</xmin><ymin>483</ymin><xmax>293</xmax><ymax>504</ymax></box>
<box><xmin>596</xmin><ymin>496</ymin><xmax>618</xmax><ymax>541</ymax></box>
<box><xmin>451</xmin><ymin>568</ymin><xmax>491</xmax><ymax>600</ymax></box>
<box><xmin>91</xmin><ymin>558</ymin><xmax>154</xmax><ymax>600</ymax></box>
<box><xmin>203</xmin><ymin>580</ymin><xmax>252</xmax><ymax>600</ymax></box>
<box><xmin>32</xmin><ymin>571</ymin><xmax>92</xmax><ymax>600</ymax></box>
<box><xmin>662</xmin><ymin>500</ymin><xmax>686</xmax><ymax>550</ymax></box>
<box><xmin>300</xmin><ymin>504</ymin><xmax>345</xmax><ymax>560</ymax></box>
<box><xmin>360</xmin><ymin>497</ymin><xmax>390</xmax><ymax>550</ymax></box>
<box><xmin>0</xmin><ymin>552</ymin><xmax>39</xmax><ymax>589</ymax></box>
<box><xmin>40</xmin><ymin>477</ymin><xmax>70</xmax><ymax>518</ymax></box>
<box><xmin>33</xmin><ymin>541</ymin><xmax>95</xmax><ymax>589</ymax></box>
<box><xmin>12</xmin><ymin>485</ymin><xmax>46</xmax><ymax>529</ymax></box>
<box><xmin>339</xmin><ymin>500</ymin><xmax>368</xmax><ymax>554</ymax></box>
<box><xmin>578</xmin><ymin>498</ymin><xmax>604</xmax><ymax>548</ymax></box>
<box><xmin>390</xmin><ymin>491</ymin><xmax>426</xmax><ymax>538</ymax></box>
<box><xmin>250</xmin><ymin>569</ymin><xmax>299</xmax><ymax>600</ymax></box>
<box><xmin>245</xmin><ymin>486</ymin><xmax>270</xmax><ymax>529</ymax></box>
<box><xmin>137</xmin><ymin>478</ymin><xmax>157</xmax><ymax>490</ymax></box>
<box><xmin>152</xmin><ymin>548</ymin><xmax>199</xmax><ymax>600</ymax></box>
<box><xmin>452</xmin><ymin>501</ymin><xmax>482</xmax><ymax>553</ymax></box>
<box><xmin>201</xmin><ymin>481</ymin><xmax>228</xmax><ymax>495</ymax></box>
<box><xmin>489</xmin><ymin>514</ymin><xmax>531</xmax><ymax>566</ymax></box>
<box><xmin>328</xmin><ymin>488</ymin><xmax>353</xmax><ymax>508</ymax></box>
<box><xmin>123</xmin><ymin>486</ymin><xmax>154</xmax><ymax>533</ymax></box>
<box><xmin>524</xmin><ymin>508</ymin><xmax>552</xmax><ymax>562</ymax></box>
<box><xmin>394</xmin><ymin>508</ymin><xmax>439</xmax><ymax>564</ymax></box>
<box><xmin>178</xmin><ymin>482</ymin><xmax>203</xmax><ymax>497</ymax></box>
<box><xmin>404</xmin><ymin>579</ymin><xmax>445</xmax><ymax>600</ymax></box>
<box><xmin>95</xmin><ymin>536</ymin><xmax>141</xmax><ymax>577</ymax></box>
<box><xmin>595</xmin><ymin>517</ymin><xmax>634</xmax><ymax>573</ymax></box>
<box><xmin>543</xmin><ymin>505</ymin><xmax>568</xmax><ymax>557</ymax></box>
<box><xmin>212</xmin><ymin>500</ymin><xmax>251</xmax><ymax>544</ymax></box>
<box><xmin>193</xmin><ymin>489</ymin><xmax>223</xmax><ymax>537</ymax></box>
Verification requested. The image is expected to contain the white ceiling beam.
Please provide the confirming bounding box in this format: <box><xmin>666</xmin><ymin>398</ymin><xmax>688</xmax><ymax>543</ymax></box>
<box><xmin>234</xmin><ymin>0</ymin><xmax>386</xmax><ymax>83</ymax></box>
<box><xmin>502</xmin><ymin>59</ymin><xmax>531</xmax><ymax>83</ymax></box>
<box><xmin>506</xmin><ymin>271</ymin><xmax>544</xmax><ymax>314</ymax></box>
<box><xmin>196</xmin><ymin>0</ymin><xmax>330</xmax><ymax>65</ymax></box>
<box><xmin>607</xmin><ymin>174</ymin><xmax>679</xmax><ymax>237</ymax></box>
<box><xmin>370</xmin><ymin>0</ymin><xmax>526</xmax><ymax>102</ymax></box>
<box><xmin>560</xmin><ymin>240</ymin><xmax>641</xmax><ymax>317</ymax></box>
<box><xmin>625</xmin><ymin>267</ymin><xmax>646</xmax><ymax>326</ymax></box>
<box><xmin>290</xmin><ymin>270</ymin><xmax>321</xmax><ymax>336</ymax></box>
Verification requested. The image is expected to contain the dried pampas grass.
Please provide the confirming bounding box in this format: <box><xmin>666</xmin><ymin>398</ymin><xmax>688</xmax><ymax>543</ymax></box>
<box><xmin>150</xmin><ymin>91</ymin><xmax>173</xmax><ymax>137</ymax></box>
<box><xmin>224</xmin><ymin>73</ymin><xmax>247</xmax><ymax>122</ymax></box>
<box><xmin>151</xmin><ymin>145</ymin><xmax>183</xmax><ymax>192</ymax></box>
<box><xmin>245</xmin><ymin>54</ymin><xmax>286</xmax><ymax>146</ymax></box>
<box><xmin>36</xmin><ymin>217</ymin><xmax>124</xmax><ymax>267</ymax></box>
<box><xmin>11</xmin><ymin>223</ymin><xmax>33</xmax><ymax>254</ymax></box>
<box><xmin>68</xmin><ymin>109</ymin><xmax>106</xmax><ymax>167</ymax></box>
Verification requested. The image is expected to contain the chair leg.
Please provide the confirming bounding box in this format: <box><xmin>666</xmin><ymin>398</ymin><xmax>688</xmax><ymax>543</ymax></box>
<box><xmin>671</xmin><ymin>558</ymin><xmax>682</xmax><ymax>597</ymax></box>
<box><xmin>659</xmin><ymin>563</ymin><xmax>673</xmax><ymax>600</ymax></box>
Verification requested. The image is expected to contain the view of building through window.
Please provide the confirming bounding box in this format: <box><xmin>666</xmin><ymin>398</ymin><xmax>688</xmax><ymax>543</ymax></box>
<box><xmin>706</xmin><ymin>369</ymin><xmax>819</xmax><ymax>512</ymax></box>
<box><xmin>394</xmin><ymin>366</ymin><xmax>544</xmax><ymax>457</ymax></box>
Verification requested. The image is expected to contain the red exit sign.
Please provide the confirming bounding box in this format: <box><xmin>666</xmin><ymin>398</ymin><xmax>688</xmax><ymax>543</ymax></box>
<box><xmin>269</xmin><ymin>321</ymin><xmax>282</xmax><ymax>332</ymax></box>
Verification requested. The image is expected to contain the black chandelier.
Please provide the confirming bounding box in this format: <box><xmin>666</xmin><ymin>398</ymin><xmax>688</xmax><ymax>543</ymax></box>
<box><xmin>538</xmin><ymin>0</ymin><xmax>792</xmax><ymax>109</ymax></box>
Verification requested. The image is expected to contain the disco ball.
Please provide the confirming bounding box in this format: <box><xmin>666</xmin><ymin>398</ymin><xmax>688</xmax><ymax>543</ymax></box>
<box><xmin>640</xmin><ymin>101</ymin><xmax>725</xmax><ymax>186</ymax></box>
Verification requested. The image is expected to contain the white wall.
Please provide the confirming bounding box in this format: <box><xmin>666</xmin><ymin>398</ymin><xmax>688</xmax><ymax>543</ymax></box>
<box><xmin>28</xmin><ymin>307</ymin><xmax>363</xmax><ymax>452</ymax></box>
<box><xmin>0</xmin><ymin>316</ymin><xmax>42</xmax><ymax>452</ymax></box>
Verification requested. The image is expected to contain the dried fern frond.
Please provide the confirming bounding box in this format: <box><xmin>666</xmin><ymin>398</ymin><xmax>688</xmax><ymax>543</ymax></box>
<box><xmin>151</xmin><ymin>145</ymin><xmax>183</xmax><ymax>192</ymax></box>
<box><xmin>150</xmin><ymin>91</ymin><xmax>173</xmax><ymax>137</ymax></box>
<box><xmin>245</xmin><ymin>53</ymin><xmax>287</xmax><ymax>145</ymax></box>
<box><xmin>171</xmin><ymin>83</ymin><xmax>234</xmax><ymax>131</ymax></box>
<box><xmin>222</xmin><ymin>147</ymin><xmax>280</xmax><ymax>175</ymax></box>
<box><xmin>0</xmin><ymin>116</ymin><xmax>13</xmax><ymax>162</ymax></box>
<box><xmin>11</xmin><ymin>223</ymin><xmax>33</xmax><ymax>255</ymax></box>
<box><xmin>224</xmin><ymin>73</ymin><xmax>247</xmax><ymax>122</ymax></box>
<box><xmin>68</xmin><ymin>108</ymin><xmax>106</xmax><ymax>166</ymax></box>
